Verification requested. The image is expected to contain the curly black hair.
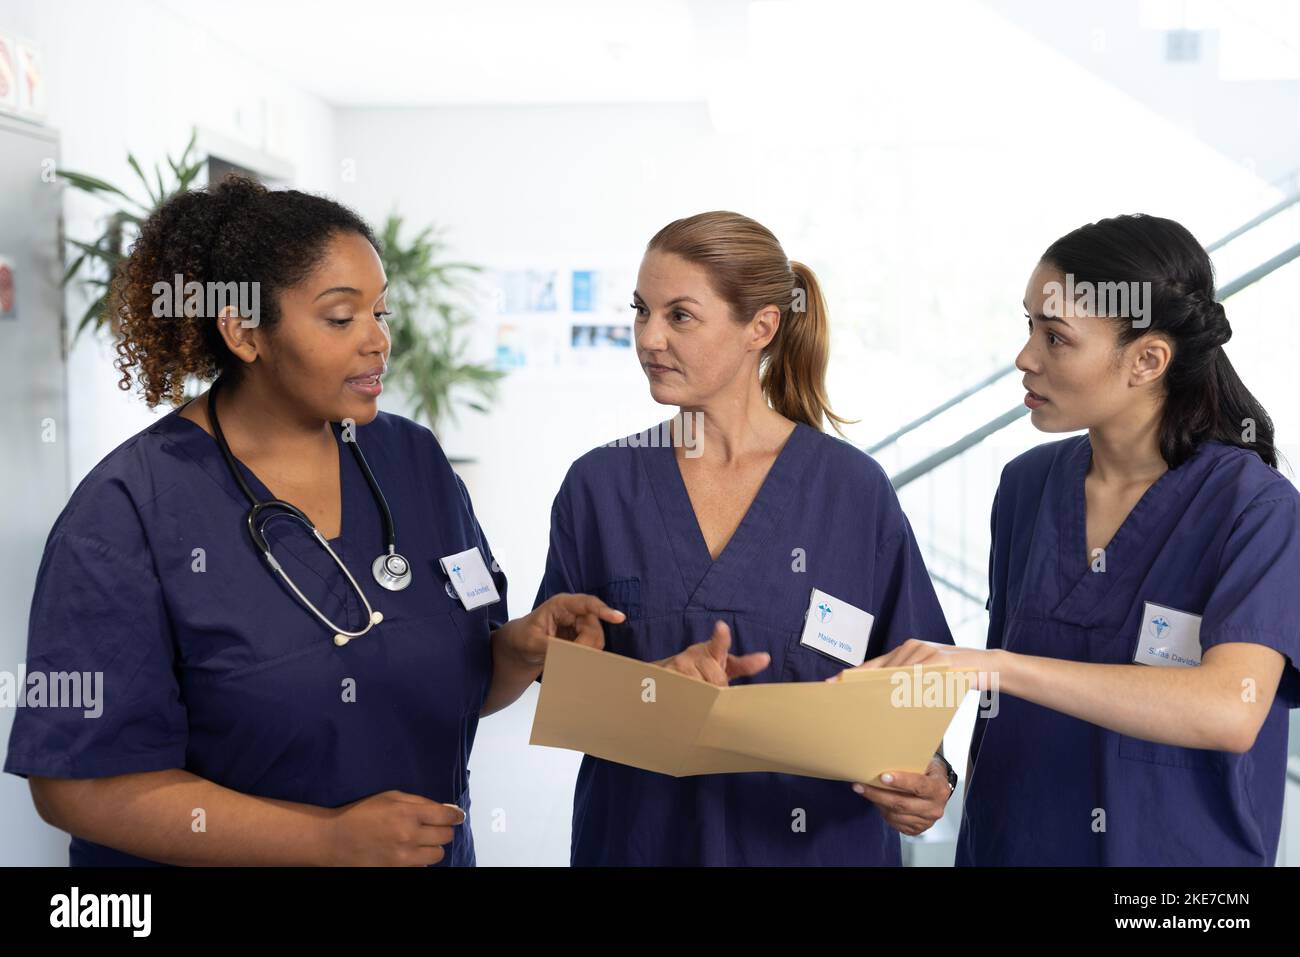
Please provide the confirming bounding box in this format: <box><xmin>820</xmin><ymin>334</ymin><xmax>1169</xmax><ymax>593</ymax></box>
<box><xmin>110</xmin><ymin>175</ymin><xmax>379</xmax><ymax>406</ymax></box>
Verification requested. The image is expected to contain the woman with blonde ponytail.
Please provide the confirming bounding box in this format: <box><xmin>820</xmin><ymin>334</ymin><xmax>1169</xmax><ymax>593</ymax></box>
<box><xmin>534</xmin><ymin>211</ymin><xmax>956</xmax><ymax>865</ymax></box>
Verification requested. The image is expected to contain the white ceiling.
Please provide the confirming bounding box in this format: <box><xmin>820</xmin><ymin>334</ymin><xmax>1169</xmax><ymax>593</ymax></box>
<box><xmin>153</xmin><ymin>0</ymin><xmax>757</xmax><ymax>106</ymax></box>
<box><xmin>152</xmin><ymin>0</ymin><xmax>1300</xmax><ymax>108</ymax></box>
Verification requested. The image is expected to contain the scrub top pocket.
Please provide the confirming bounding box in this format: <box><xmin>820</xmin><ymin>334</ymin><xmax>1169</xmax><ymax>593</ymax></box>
<box><xmin>776</xmin><ymin>590</ymin><xmax>875</xmax><ymax>682</ymax></box>
<box><xmin>447</xmin><ymin>601</ymin><xmax>493</xmax><ymax>713</ymax></box>
<box><xmin>596</xmin><ymin>577</ymin><xmax>641</xmax><ymax>620</ymax></box>
<box><xmin>600</xmin><ymin>614</ymin><xmax>675</xmax><ymax>662</ymax></box>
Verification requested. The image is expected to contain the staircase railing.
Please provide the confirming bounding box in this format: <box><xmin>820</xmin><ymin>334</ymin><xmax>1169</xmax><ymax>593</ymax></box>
<box><xmin>868</xmin><ymin>195</ymin><xmax>1300</xmax><ymax>469</ymax></box>
<box><xmin>876</xmin><ymin>246</ymin><xmax>1298</xmax><ymax>490</ymax></box>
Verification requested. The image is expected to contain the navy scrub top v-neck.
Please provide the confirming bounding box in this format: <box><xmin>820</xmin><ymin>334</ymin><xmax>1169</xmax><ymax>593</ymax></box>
<box><xmin>958</xmin><ymin>435</ymin><xmax>1300</xmax><ymax>866</ymax></box>
<box><xmin>535</xmin><ymin>421</ymin><xmax>955</xmax><ymax>865</ymax></box>
<box><xmin>4</xmin><ymin>404</ymin><xmax>508</xmax><ymax>866</ymax></box>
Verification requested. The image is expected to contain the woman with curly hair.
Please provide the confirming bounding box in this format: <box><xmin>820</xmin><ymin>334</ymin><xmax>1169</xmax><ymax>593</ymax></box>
<box><xmin>3</xmin><ymin>176</ymin><xmax>621</xmax><ymax>867</ymax></box>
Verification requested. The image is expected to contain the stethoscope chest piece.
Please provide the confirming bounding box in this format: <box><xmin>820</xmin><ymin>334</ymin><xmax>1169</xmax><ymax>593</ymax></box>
<box><xmin>372</xmin><ymin>551</ymin><xmax>413</xmax><ymax>591</ymax></box>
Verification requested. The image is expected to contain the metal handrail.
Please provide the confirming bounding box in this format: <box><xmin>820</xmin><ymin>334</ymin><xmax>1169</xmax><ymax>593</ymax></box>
<box><xmin>865</xmin><ymin>205</ymin><xmax>1300</xmax><ymax>459</ymax></box>
<box><xmin>865</xmin><ymin>363</ymin><xmax>1016</xmax><ymax>454</ymax></box>
<box><xmin>1207</xmin><ymin>190</ymin><xmax>1300</xmax><ymax>253</ymax></box>
<box><xmin>1217</xmin><ymin>241</ymin><xmax>1300</xmax><ymax>298</ymax></box>
<box><xmin>928</xmin><ymin>569</ymin><xmax>986</xmax><ymax>608</ymax></box>
<box><xmin>891</xmin><ymin>406</ymin><xmax>1028</xmax><ymax>489</ymax></box>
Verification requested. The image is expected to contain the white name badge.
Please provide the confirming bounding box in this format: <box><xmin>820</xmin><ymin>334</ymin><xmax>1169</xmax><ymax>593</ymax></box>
<box><xmin>439</xmin><ymin>546</ymin><xmax>500</xmax><ymax>611</ymax></box>
<box><xmin>1133</xmin><ymin>602</ymin><xmax>1203</xmax><ymax>668</ymax></box>
<box><xmin>799</xmin><ymin>588</ymin><xmax>874</xmax><ymax>667</ymax></box>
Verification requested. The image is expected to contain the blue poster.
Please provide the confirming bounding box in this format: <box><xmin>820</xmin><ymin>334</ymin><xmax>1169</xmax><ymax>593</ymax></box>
<box><xmin>572</xmin><ymin>270</ymin><xmax>595</xmax><ymax>312</ymax></box>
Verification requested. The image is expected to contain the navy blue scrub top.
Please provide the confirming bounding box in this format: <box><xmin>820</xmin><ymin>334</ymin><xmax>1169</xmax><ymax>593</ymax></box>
<box><xmin>4</xmin><ymin>405</ymin><xmax>507</xmax><ymax>866</ymax></box>
<box><xmin>958</xmin><ymin>436</ymin><xmax>1300</xmax><ymax>866</ymax></box>
<box><xmin>534</xmin><ymin>421</ymin><xmax>954</xmax><ymax>865</ymax></box>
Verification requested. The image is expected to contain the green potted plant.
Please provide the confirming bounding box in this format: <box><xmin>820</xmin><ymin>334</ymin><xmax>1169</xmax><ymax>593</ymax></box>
<box><xmin>376</xmin><ymin>214</ymin><xmax>505</xmax><ymax>443</ymax></box>
<box><xmin>59</xmin><ymin>128</ymin><xmax>203</xmax><ymax>339</ymax></box>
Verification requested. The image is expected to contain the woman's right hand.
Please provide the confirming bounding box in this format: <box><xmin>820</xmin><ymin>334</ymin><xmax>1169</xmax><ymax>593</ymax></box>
<box><xmin>322</xmin><ymin>789</ymin><xmax>466</xmax><ymax>866</ymax></box>
<box><xmin>658</xmin><ymin>621</ymin><xmax>770</xmax><ymax>687</ymax></box>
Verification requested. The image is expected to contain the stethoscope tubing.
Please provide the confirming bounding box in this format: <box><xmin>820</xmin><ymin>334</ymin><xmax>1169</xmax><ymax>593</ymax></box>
<box><xmin>206</xmin><ymin>374</ymin><xmax>408</xmax><ymax>643</ymax></box>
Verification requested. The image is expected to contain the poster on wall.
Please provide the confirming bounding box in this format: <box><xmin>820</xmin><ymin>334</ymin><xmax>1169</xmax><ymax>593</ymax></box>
<box><xmin>566</xmin><ymin>268</ymin><xmax>634</xmax><ymax>368</ymax></box>
<box><xmin>499</xmin><ymin>269</ymin><xmax>558</xmax><ymax>313</ymax></box>
<box><xmin>570</xmin><ymin>325</ymin><xmax>631</xmax><ymax>350</ymax></box>
<box><xmin>16</xmin><ymin>40</ymin><xmax>44</xmax><ymax>119</ymax></box>
<box><xmin>493</xmin><ymin>320</ymin><xmax>564</xmax><ymax>371</ymax></box>
<box><xmin>568</xmin><ymin>268</ymin><xmax>637</xmax><ymax>321</ymax></box>
<box><xmin>487</xmin><ymin>264</ymin><xmax>635</xmax><ymax>374</ymax></box>
<box><xmin>0</xmin><ymin>256</ymin><xmax>17</xmax><ymax>320</ymax></box>
<box><xmin>571</xmin><ymin>270</ymin><xmax>597</xmax><ymax>312</ymax></box>
<box><xmin>495</xmin><ymin>322</ymin><xmax>526</xmax><ymax>370</ymax></box>
<box><xmin>0</xmin><ymin>35</ymin><xmax>18</xmax><ymax>115</ymax></box>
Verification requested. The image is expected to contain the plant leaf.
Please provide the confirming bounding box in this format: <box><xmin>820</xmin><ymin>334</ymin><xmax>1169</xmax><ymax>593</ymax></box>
<box><xmin>126</xmin><ymin>153</ymin><xmax>159</xmax><ymax>206</ymax></box>
<box><xmin>75</xmin><ymin>294</ymin><xmax>108</xmax><ymax>338</ymax></box>
<box><xmin>66</xmin><ymin>237</ymin><xmax>113</xmax><ymax>256</ymax></box>
<box><xmin>56</xmin><ymin>170</ymin><xmax>148</xmax><ymax>210</ymax></box>
<box><xmin>61</xmin><ymin>252</ymin><xmax>87</xmax><ymax>286</ymax></box>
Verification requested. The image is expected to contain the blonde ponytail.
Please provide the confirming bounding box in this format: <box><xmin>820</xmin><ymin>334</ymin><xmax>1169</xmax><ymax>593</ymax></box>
<box><xmin>763</xmin><ymin>261</ymin><xmax>849</xmax><ymax>433</ymax></box>
<box><xmin>646</xmin><ymin>212</ymin><xmax>851</xmax><ymax>434</ymax></box>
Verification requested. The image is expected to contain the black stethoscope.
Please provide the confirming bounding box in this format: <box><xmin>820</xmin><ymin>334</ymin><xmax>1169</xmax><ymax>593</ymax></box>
<box><xmin>207</xmin><ymin>374</ymin><xmax>413</xmax><ymax>646</ymax></box>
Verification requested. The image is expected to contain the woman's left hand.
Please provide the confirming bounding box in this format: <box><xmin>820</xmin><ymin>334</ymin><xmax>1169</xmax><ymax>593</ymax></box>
<box><xmin>852</xmin><ymin>757</ymin><xmax>954</xmax><ymax>836</ymax></box>
<box><xmin>508</xmin><ymin>593</ymin><xmax>626</xmax><ymax>667</ymax></box>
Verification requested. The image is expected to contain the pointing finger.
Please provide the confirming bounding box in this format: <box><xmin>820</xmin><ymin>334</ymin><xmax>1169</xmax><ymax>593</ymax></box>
<box><xmin>707</xmin><ymin>620</ymin><xmax>731</xmax><ymax>668</ymax></box>
<box><xmin>726</xmin><ymin>651</ymin><xmax>771</xmax><ymax>679</ymax></box>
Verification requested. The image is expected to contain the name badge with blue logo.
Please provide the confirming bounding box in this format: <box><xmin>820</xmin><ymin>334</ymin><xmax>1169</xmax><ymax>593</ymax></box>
<box><xmin>1133</xmin><ymin>601</ymin><xmax>1202</xmax><ymax>668</ymax></box>
<box><xmin>799</xmin><ymin>587</ymin><xmax>874</xmax><ymax>666</ymax></box>
<box><xmin>439</xmin><ymin>546</ymin><xmax>500</xmax><ymax>611</ymax></box>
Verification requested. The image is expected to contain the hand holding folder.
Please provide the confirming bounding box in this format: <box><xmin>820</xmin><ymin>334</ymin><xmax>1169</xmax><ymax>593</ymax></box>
<box><xmin>529</xmin><ymin>638</ymin><xmax>964</xmax><ymax>786</ymax></box>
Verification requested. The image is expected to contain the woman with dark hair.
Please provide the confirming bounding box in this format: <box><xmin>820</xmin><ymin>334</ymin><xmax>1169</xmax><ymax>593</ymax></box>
<box><xmin>852</xmin><ymin>214</ymin><xmax>1300</xmax><ymax>865</ymax></box>
<box><xmin>534</xmin><ymin>211</ymin><xmax>958</xmax><ymax>865</ymax></box>
<box><xmin>3</xmin><ymin>176</ymin><xmax>622</xmax><ymax>866</ymax></box>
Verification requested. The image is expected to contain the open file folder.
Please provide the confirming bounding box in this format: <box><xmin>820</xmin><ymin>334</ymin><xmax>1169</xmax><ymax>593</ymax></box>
<box><xmin>529</xmin><ymin>639</ymin><xmax>963</xmax><ymax>785</ymax></box>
